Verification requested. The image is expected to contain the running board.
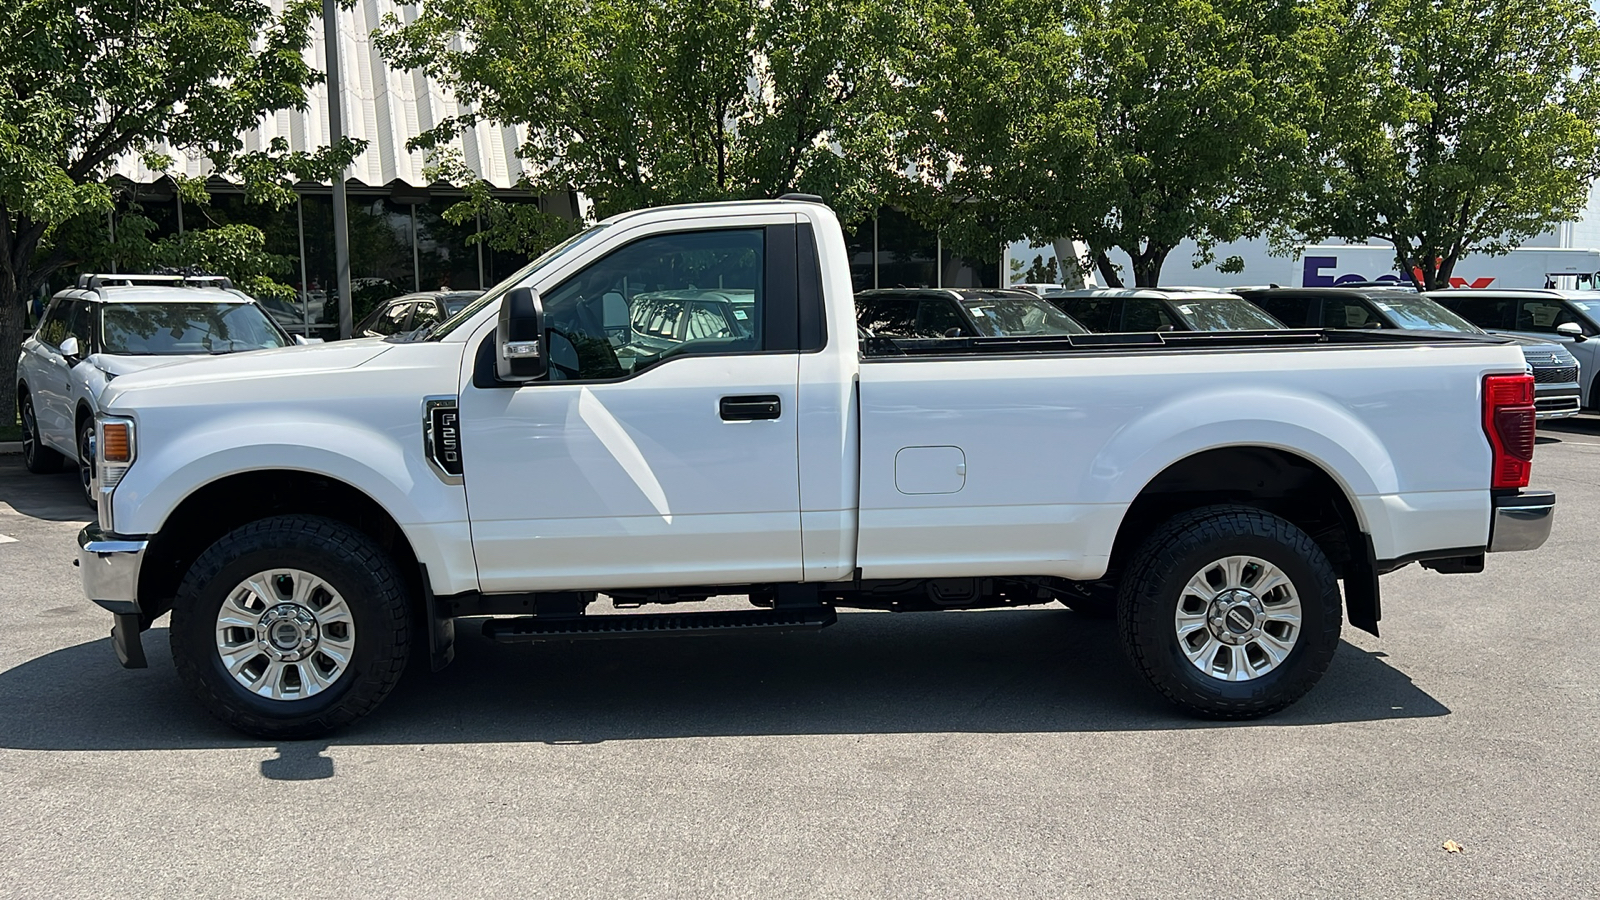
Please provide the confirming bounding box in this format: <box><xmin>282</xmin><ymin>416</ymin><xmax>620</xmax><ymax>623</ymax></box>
<box><xmin>481</xmin><ymin>606</ymin><xmax>837</xmax><ymax>642</ymax></box>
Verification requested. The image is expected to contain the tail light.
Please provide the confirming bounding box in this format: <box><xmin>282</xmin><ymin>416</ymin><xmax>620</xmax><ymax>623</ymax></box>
<box><xmin>1483</xmin><ymin>374</ymin><xmax>1535</xmax><ymax>489</ymax></box>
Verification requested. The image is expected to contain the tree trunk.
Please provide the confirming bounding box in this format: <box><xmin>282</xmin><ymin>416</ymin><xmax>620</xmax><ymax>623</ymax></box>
<box><xmin>1</xmin><ymin>212</ymin><xmax>50</xmax><ymax>430</ymax></box>
<box><xmin>0</xmin><ymin>281</ymin><xmax>25</xmax><ymax>429</ymax></box>
<box><xmin>1092</xmin><ymin>250</ymin><xmax>1123</xmax><ymax>288</ymax></box>
<box><xmin>1131</xmin><ymin>244</ymin><xmax>1170</xmax><ymax>287</ymax></box>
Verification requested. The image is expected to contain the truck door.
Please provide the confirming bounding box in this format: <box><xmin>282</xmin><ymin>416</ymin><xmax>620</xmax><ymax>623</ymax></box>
<box><xmin>458</xmin><ymin>219</ymin><xmax>806</xmax><ymax>592</ymax></box>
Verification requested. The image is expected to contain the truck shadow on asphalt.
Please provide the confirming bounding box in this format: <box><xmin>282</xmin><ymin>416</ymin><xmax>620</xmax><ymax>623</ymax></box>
<box><xmin>0</xmin><ymin>468</ymin><xmax>93</xmax><ymax>522</ymax></box>
<box><xmin>0</xmin><ymin>610</ymin><xmax>1448</xmax><ymax>755</ymax></box>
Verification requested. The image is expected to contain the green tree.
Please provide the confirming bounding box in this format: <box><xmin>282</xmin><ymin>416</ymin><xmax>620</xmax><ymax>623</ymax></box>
<box><xmin>1299</xmin><ymin>0</ymin><xmax>1600</xmax><ymax>289</ymax></box>
<box><xmin>376</xmin><ymin>0</ymin><xmax>914</xmax><ymax>230</ymax></box>
<box><xmin>1</xmin><ymin>0</ymin><xmax>358</xmax><ymax>424</ymax></box>
<box><xmin>901</xmin><ymin>0</ymin><xmax>1326</xmax><ymax>287</ymax></box>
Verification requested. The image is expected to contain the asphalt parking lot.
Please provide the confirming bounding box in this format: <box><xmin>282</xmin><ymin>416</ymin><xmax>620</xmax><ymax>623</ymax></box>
<box><xmin>2</xmin><ymin>421</ymin><xmax>1598</xmax><ymax>899</ymax></box>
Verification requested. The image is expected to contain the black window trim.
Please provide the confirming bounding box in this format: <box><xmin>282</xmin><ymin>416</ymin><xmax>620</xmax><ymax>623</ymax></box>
<box><xmin>474</xmin><ymin>222</ymin><xmax>813</xmax><ymax>389</ymax></box>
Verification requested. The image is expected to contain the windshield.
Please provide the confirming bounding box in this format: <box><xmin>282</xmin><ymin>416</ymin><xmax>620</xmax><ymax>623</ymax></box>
<box><xmin>1172</xmin><ymin>298</ymin><xmax>1284</xmax><ymax>331</ymax></box>
<box><xmin>426</xmin><ymin>225</ymin><xmax>611</xmax><ymax>340</ymax></box>
<box><xmin>100</xmin><ymin>302</ymin><xmax>289</xmax><ymax>355</ymax></box>
<box><xmin>1365</xmin><ymin>295</ymin><xmax>1482</xmax><ymax>332</ymax></box>
<box><xmin>958</xmin><ymin>295</ymin><xmax>1088</xmax><ymax>335</ymax></box>
<box><xmin>1566</xmin><ymin>298</ymin><xmax>1600</xmax><ymax>324</ymax></box>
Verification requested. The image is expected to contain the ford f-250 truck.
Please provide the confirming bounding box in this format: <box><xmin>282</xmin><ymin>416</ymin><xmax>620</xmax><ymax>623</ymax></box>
<box><xmin>75</xmin><ymin>198</ymin><xmax>1556</xmax><ymax>738</ymax></box>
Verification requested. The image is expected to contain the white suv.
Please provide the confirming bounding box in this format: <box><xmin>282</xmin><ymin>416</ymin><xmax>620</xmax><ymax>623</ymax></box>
<box><xmin>16</xmin><ymin>274</ymin><xmax>294</xmax><ymax>505</ymax></box>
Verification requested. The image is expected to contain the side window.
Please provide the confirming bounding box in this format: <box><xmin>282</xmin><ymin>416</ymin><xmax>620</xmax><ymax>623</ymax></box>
<box><xmin>1122</xmin><ymin>299</ymin><xmax>1176</xmax><ymax>331</ymax></box>
<box><xmin>1065</xmin><ymin>298</ymin><xmax>1115</xmax><ymax>331</ymax></box>
<box><xmin>857</xmin><ymin>298</ymin><xmax>920</xmax><ymax>336</ymax></box>
<box><xmin>63</xmin><ymin>301</ymin><xmax>91</xmax><ymax>347</ymax></box>
<box><xmin>1253</xmin><ymin>296</ymin><xmax>1311</xmax><ymax>327</ymax></box>
<box><xmin>915</xmin><ymin>299</ymin><xmax>971</xmax><ymax>336</ymax></box>
<box><xmin>542</xmin><ymin>228</ymin><xmax>765</xmax><ymax>380</ymax></box>
<box><xmin>1516</xmin><ymin>300</ymin><xmax>1583</xmax><ymax>334</ymax></box>
<box><xmin>375</xmin><ymin>302</ymin><xmax>415</xmax><ymax>336</ymax></box>
<box><xmin>1338</xmin><ymin>303</ymin><xmax>1383</xmax><ymax>328</ymax></box>
<box><xmin>411</xmin><ymin>300</ymin><xmax>443</xmax><ymax>331</ymax></box>
<box><xmin>35</xmin><ymin>299</ymin><xmax>70</xmax><ymax>347</ymax></box>
<box><xmin>1446</xmin><ymin>296</ymin><xmax>1513</xmax><ymax>329</ymax></box>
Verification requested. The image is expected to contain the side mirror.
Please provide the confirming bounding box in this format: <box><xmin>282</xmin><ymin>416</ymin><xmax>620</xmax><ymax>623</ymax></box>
<box><xmin>59</xmin><ymin>335</ymin><xmax>82</xmax><ymax>364</ymax></box>
<box><xmin>496</xmin><ymin>286</ymin><xmax>548</xmax><ymax>382</ymax></box>
<box><xmin>1556</xmin><ymin>321</ymin><xmax>1587</xmax><ymax>342</ymax></box>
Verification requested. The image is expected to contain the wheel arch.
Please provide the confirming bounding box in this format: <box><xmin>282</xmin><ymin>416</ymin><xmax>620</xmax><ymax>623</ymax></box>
<box><xmin>136</xmin><ymin>470</ymin><xmax>425</xmax><ymax>627</ymax></box>
<box><xmin>1106</xmin><ymin>445</ymin><xmax>1368</xmax><ymax>603</ymax></box>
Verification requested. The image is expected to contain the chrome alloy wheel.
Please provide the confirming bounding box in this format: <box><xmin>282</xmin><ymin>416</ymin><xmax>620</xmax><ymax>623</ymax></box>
<box><xmin>1174</xmin><ymin>555</ymin><xmax>1302</xmax><ymax>682</ymax></box>
<box><xmin>214</xmin><ymin>569</ymin><xmax>357</xmax><ymax>700</ymax></box>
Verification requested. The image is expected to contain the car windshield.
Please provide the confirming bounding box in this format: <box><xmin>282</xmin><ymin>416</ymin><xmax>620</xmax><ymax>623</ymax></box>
<box><xmin>426</xmin><ymin>225</ymin><xmax>611</xmax><ymax>340</ymax></box>
<box><xmin>958</xmin><ymin>295</ymin><xmax>1089</xmax><ymax>335</ymax></box>
<box><xmin>1365</xmin><ymin>295</ymin><xmax>1482</xmax><ymax>332</ymax></box>
<box><xmin>100</xmin><ymin>302</ymin><xmax>289</xmax><ymax>355</ymax></box>
<box><xmin>1565</xmin><ymin>298</ymin><xmax>1600</xmax><ymax>323</ymax></box>
<box><xmin>1171</xmin><ymin>297</ymin><xmax>1284</xmax><ymax>331</ymax></box>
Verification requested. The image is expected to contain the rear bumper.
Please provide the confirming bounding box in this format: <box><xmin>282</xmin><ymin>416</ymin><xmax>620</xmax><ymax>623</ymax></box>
<box><xmin>1488</xmin><ymin>490</ymin><xmax>1555</xmax><ymax>553</ymax></box>
<box><xmin>1534</xmin><ymin>384</ymin><xmax>1581</xmax><ymax>419</ymax></box>
<box><xmin>77</xmin><ymin>524</ymin><xmax>150</xmax><ymax>668</ymax></box>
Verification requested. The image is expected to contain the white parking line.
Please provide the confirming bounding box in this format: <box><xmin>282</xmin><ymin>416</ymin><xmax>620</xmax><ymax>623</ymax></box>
<box><xmin>0</xmin><ymin>534</ymin><xmax>16</xmax><ymax>544</ymax></box>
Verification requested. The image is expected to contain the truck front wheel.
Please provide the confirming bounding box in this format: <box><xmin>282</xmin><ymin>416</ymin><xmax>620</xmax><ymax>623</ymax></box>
<box><xmin>169</xmin><ymin>515</ymin><xmax>411</xmax><ymax>739</ymax></box>
<box><xmin>1118</xmin><ymin>505</ymin><xmax>1342</xmax><ymax>719</ymax></box>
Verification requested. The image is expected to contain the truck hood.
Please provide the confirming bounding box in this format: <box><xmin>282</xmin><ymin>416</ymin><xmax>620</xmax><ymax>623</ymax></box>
<box><xmin>100</xmin><ymin>339</ymin><xmax>392</xmax><ymax>406</ymax></box>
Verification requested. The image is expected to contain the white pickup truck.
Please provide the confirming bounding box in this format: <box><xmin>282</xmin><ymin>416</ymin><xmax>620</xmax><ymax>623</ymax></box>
<box><xmin>76</xmin><ymin>198</ymin><xmax>1556</xmax><ymax>738</ymax></box>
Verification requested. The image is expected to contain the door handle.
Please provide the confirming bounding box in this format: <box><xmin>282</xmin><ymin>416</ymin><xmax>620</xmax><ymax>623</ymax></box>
<box><xmin>720</xmin><ymin>395</ymin><xmax>781</xmax><ymax>421</ymax></box>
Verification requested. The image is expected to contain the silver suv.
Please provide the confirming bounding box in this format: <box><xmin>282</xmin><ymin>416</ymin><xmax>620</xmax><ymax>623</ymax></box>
<box><xmin>15</xmin><ymin>274</ymin><xmax>295</xmax><ymax>505</ymax></box>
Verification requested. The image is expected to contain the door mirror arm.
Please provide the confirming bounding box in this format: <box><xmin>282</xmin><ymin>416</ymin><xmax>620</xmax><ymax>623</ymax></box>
<box><xmin>496</xmin><ymin>286</ymin><xmax>548</xmax><ymax>382</ymax></box>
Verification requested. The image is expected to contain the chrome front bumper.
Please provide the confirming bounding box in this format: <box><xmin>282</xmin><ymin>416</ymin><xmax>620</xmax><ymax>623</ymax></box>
<box><xmin>1488</xmin><ymin>490</ymin><xmax>1555</xmax><ymax>553</ymax></box>
<box><xmin>77</xmin><ymin>524</ymin><xmax>150</xmax><ymax>668</ymax></box>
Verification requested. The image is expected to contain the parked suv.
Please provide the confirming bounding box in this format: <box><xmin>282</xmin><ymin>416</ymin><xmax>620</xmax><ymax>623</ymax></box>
<box><xmin>1236</xmin><ymin>287</ymin><xmax>1583</xmax><ymax>419</ymax></box>
<box><xmin>1426</xmin><ymin>289</ymin><xmax>1600</xmax><ymax>409</ymax></box>
<box><xmin>1049</xmin><ymin>288</ymin><xmax>1285</xmax><ymax>332</ymax></box>
<box><xmin>856</xmin><ymin>288</ymin><xmax>1090</xmax><ymax>338</ymax></box>
<box><xmin>16</xmin><ymin>274</ymin><xmax>293</xmax><ymax>505</ymax></box>
<box><xmin>354</xmin><ymin>290</ymin><xmax>485</xmax><ymax>338</ymax></box>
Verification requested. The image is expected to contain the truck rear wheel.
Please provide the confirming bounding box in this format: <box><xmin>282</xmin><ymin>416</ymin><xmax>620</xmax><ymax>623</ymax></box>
<box><xmin>1118</xmin><ymin>505</ymin><xmax>1341</xmax><ymax>719</ymax></box>
<box><xmin>169</xmin><ymin>515</ymin><xmax>411</xmax><ymax>739</ymax></box>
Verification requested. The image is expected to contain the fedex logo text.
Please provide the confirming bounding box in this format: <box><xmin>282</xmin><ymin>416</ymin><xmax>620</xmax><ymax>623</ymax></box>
<box><xmin>1302</xmin><ymin>256</ymin><xmax>1495</xmax><ymax>289</ymax></box>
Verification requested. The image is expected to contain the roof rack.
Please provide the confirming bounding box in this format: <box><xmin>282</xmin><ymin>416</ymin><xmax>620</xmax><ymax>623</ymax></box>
<box><xmin>76</xmin><ymin>273</ymin><xmax>235</xmax><ymax>291</ymax></box>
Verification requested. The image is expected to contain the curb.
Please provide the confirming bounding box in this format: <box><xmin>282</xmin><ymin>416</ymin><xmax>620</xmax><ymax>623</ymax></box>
<box><xmin>0</xmin><ymin>442</ymin><xmax>21</xmax><ymax>455</ymax></box>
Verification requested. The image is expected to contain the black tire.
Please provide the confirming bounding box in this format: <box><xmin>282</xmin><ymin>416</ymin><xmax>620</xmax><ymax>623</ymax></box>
<box><xmin>19</xmin><ymin>392</ymin><xmax>65</xmax><ymax>474</ymax></box>
<box><xmin>170</xmin><ymin>515</ymin><xmax>411</xmax><ymax>739</ymax></box>
<box><xmin>76</xmin><ymin>418</ymin><xmax>97</xmax><ymax>508</ymax></box>
<box><xmin>1117</xmin><ymin>504</ymin><xmax>1342</xmax><ymax>719</ymax></box>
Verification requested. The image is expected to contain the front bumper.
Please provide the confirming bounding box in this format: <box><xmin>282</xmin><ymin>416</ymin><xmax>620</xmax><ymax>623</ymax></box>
<box><xmin>1488</xmin><ymin>490</ymin><xmax>1555</xmax><ymax>553</ymax></box>
<box><xmin>1534</xmin><ymin>383</ymin><xmax>1582</xmax><ymax>419</ymax></box>
<box><xmin>77</xmin><ymin>524</ymin><xmax>150</xmax><ymax>668</ymax></box>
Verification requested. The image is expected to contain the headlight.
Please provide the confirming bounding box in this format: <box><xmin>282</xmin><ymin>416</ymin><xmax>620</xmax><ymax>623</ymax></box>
<box><xmin>96</xmin><ymin>415</ymin><xmax>135</xmax><ymax>531</ymax></box>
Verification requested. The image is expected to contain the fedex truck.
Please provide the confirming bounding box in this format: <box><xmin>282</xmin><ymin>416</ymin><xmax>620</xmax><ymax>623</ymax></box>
<box><xmin>1169</xmin><ymin>243</ymin><xmax>1600</xmax><ymax>290</ymax></box>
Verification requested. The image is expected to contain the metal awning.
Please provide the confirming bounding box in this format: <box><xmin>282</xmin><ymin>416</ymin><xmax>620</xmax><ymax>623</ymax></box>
<box><xmin>110</xmin><ymin>0</ymin><xmax>529</xmax><ymax>190</ymax></box>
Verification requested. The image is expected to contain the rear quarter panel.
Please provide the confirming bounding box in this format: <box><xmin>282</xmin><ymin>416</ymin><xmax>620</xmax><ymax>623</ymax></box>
<box><xmin>856</xmin><ymin>341</ymin><xmax>1526</xmax><ymax>579</ymax></box>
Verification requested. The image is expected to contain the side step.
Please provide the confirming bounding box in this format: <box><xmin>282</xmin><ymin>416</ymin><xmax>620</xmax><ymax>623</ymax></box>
<box><xmin>481</xmin><ymin>606</ymin><xmax>837</xmax><ymax>643</ymax></box>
